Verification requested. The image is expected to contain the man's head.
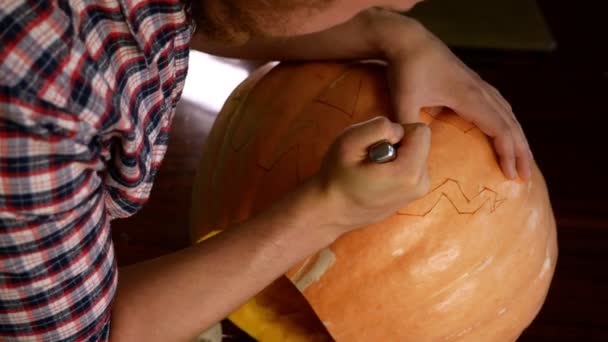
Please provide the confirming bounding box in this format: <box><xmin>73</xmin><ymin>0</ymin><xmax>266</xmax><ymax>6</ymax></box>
<box><xmin>193</xmin><ymin>0</ymin><xmax>422</xmax><ymax>44</ymax></box>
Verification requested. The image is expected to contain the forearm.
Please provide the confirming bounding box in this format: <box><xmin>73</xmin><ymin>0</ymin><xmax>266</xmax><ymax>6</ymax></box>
<box><xmin>190</xmin><ymin>9</ymin><xmax>428</xmax><ymax>61</ymax></box>
<box><xmin>109</xmin><ymin>178</ymin><xmax>334</xmax><ymax>342</ymax></box>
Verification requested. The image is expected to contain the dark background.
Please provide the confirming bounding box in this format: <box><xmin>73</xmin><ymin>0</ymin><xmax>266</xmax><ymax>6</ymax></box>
<box><xmin>111</xmin><ymin>1</ymin><xmax>608</xmax><ymax>340</ymax></box>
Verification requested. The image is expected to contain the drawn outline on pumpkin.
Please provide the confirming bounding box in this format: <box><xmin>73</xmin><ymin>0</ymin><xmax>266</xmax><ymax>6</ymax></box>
<box><xmin>398</xmin><ymin>178</ymin><xmax>506</xmax><ymax>217</ymax></box>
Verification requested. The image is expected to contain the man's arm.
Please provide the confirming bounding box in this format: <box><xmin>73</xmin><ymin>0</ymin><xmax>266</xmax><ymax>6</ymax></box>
<box><xmin>109</xmin><ymin>115</ymin><xmax>431</xmax><ymax>341</ymax></box>
<box><xmin>190</xmin><ymin>9</ymin><xmax>425</xmax><ymax>62</ymax></box>
<box><xmin>110</xmin><ymin>178</ymin><xmax>334</xmax><ymax>342</ymax></box>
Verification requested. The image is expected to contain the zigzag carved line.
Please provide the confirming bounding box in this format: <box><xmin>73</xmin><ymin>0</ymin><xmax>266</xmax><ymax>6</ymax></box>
<box><xmin>398</xmin><ymin>178</ymin><xmax>506</xmax><ymax>217</ymax></box>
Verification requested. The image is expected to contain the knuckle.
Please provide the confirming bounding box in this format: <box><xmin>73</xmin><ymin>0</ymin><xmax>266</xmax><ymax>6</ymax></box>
<box><xmin>401</xmin><ymin>168</ymin><xmax>425</xmax><ymax>189</ymax></box>
<box><xmin>466</xmin><ymin>83</ymin><xmax>481</xmax><ymax>96</ymax></box>
<box><xmin>495</xmin><ymin>92</ymin><xmax>513</xmax><ymax>112</ymax></box>
<box><xmin>338</xmin><ymin>123</ymin><xmax>359</xmax><ymax>143</ymax></box>
<box><xmin>337</xmin><ymin>126</ymin><xmax>352</xmax><ymax>142</ymax></box>
<box><xmin>402</xmin><ymin>174</ymin><xmax>418</xmax><ymax>188</ymax></box>
<box><xmin>514</xmin><ymin>140</ymin><xmax>529</xmax><ymax>155</ymax></box>
<box><xmin>417</xmin><ymin>173</ymin><xmax>431</xmax><ymax>195</ymax></box>
<box><xmin>503</xmin><ymin>147</ymin><xmax>516</xmax><ymax>161</ymax></box>
<box><xmin>374</xmin><ymin>116</ymin><xmax>393</xmax><ymax>134</ymax></box>
<box><xmin>506</xmin><ymin>114</ymin><xmax>519</xmax><ymax>126</ymax></box>
<box><xmin>331</xmin><ymin>134</ymin><xmax>352</xmax><ymax>160</ymax></box>
<box><xmin>498</xmin><ymin>119</ymin><xmax>512</xmax><ymax>135</ymax></box>
<box><xmin>334</xmin><ymin>138</ymin><xmax>351</xmax><ymax>159</ymax></box>
<box><xmin>491</xmin><ymin>85</ymin><xmax>502</xmax><ymax>97</ymax></box>
<box><xmin>522</xmin><ymin>136</ymin><xmax>531</xmax><ymax>150</ymax></box>
<box><xmin>493</xmin><ymin>138</ymin><xmax>511</xmax><ymax>158</ymax></box>
<box><xmin>473</xmin><ymin>74</ymin><xmax>485</xmax><ymax>85</ymax></box>
<box><xmin>407</xmin><ymin>171</ymin><xmax>430</xmax><ymax>197</ymax></box>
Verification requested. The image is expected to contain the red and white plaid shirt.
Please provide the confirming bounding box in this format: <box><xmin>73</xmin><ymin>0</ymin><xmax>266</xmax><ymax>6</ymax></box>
<box><xmin>0</xmin><ymin>0</ymin><xmax>192</xmax><ymax>340</ymax></box>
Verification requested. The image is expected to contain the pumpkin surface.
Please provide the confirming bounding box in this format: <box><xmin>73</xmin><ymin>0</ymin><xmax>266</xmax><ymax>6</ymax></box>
<box><xmin>189</xmin><ymin>62</ymin><xmax>557</xmax><ymax>341</ymax></box>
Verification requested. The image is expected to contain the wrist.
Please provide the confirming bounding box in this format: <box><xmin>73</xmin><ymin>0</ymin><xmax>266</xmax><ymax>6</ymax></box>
<box><xmin>363</xmin><ymin>9</ymin><xmax>432</xmax><ymax>60</ymax></box>
<box><xmin>291</xmin><ymin>175</ymin><xmax>343</xmax><ymax>243</ymax></box>
<box><xmin>253</xmin><ymin>176</ymin><xmax>341</xmax><ymax>263</ymax></box>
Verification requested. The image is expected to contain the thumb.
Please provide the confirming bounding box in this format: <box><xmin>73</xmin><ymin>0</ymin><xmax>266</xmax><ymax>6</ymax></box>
<box><xmin>394</xmin><ymin>123</ymin><xmax>431</xmax><ymax>174</ymax></box>
<box><xmin>396</xmin><ymin>95</ymin><xmax>423</xmax><ymax>124</ymax></box>
<box><xmin>338</xmin><ymin>116</ymin><xmax>404</xmax><ymax>164</ymax></box>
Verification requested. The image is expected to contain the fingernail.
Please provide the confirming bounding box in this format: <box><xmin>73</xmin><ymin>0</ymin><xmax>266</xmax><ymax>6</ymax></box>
<box><xmin>393</xmin><ymin>123</ymin><xmax>405</xmax><ymax>138</ymax></box>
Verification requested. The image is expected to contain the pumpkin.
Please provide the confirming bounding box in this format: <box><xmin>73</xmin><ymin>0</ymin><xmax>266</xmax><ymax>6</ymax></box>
<box><xmin>189</xmin><ymin>62</ymin><xmax>557</xmax><ymax>341</ymax></box>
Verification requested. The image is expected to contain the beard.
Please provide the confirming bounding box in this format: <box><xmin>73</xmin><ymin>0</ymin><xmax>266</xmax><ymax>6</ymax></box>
<box><xmin>191</xmin><ymin>1</ymin><xmax>278</xmax><ymax>45</ymax></box>
<box><xmin>191</xmin><ymin>0</ymin><xmax>331</xmax><ymax>45</ymax></box>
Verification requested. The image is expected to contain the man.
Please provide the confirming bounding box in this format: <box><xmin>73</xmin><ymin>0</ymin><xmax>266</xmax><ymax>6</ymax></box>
<box><xmin>0</xmin><ymin>0</ymin><xmax>532</xmax><ymax>340</ymax></box>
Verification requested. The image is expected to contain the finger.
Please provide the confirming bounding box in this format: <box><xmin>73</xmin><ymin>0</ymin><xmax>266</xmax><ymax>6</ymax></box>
<box><xmin>485</xmin><ymin>85</ymin><xmax>526</xmax><ymax>151</ymax></box>
<box><xmin>485</xmin><ymin>85</ymin><xmax>530</xmax><ymax>154</ymax></box>
<box><xmin>507</xmin><ymin>111</ymin><xmax>533</xmax><ymax>160</ymax></box>
<box><xmin>506</xmin><ymin>112</ymin><xmax>534</xmax><ymax>172</ymax></box>
<box><xmin>506</xmin><ymin>114</ymin><xmax>533</xmax><ymax>180</ymax></box>
<box><xmin>398</xmin><ymin>100</ymin><xmax>422</xmax><ymax>124</ymax></box>
<box><xmin>453</xmin><ymin>85</ymin><xmax>521</xmax><ymax>180</ymax></box>
<box><xmin>391</xmin><ymin>123</ymin><xmax>431</xmax><ymax>181</ymax></box>
<box><xmin>484</xmin><ymin>85</ymin><xmax>534</xmax><ymax>178</ymax></box>
<box><xmin>489</xmin><ymin>92</ymin><xmax>532</xmax><ymax>180</ymax></box>
<box><xmin>338</xmin><ymin>116</ymin><xmax>404</xmax><ymax>164</ymax></box>
<box><xmin>485</xmin><ymin>85</ymin><xmax>510</xmax><ymax>110</ymax></box>
<box><xmin>390</xmin><ymin>77</ymin><xmax>422</xmax><ymax>124</ymax></box>
<box><xmin>514</xmin><ymin>136</ymin><xmax>532</xmax><ymax>181</ymax></box>
<box><xmin>465</xmin><ymin>70</ymin><xmax>511</xmax><ymax>121</ymax></box>
<box><xmin>452</xmin><ymin>86</ymin><xmax>505</xmax><ymax>137</ymax></box>
<box><xmin>480</xmin><ymin>85</ymin><xmax>512</xmax><ymax>133</ymax></box>
<box><xmin>493</xmin><ymin>133</ymin><xmax>517</xmax><ymax>180</ymax></box>
<box><xmin>482</xmin><ymin>94</ymin><xmax>519</xmax><ymax>180</ymax></box>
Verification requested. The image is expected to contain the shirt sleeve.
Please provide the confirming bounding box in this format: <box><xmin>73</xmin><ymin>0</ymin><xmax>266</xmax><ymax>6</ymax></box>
<box><xmin>0</xmin><ymin>70</ymin><xmax>117</xmax><ymax>342</ymax></box>
<box><xmin>0</xmin><ymin>0</ymin><xmax>192</xmax><ymax>339</ymax></box>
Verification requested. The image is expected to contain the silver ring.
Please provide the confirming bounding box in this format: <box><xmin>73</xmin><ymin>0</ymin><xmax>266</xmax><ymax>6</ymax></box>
<box><xmin>368</xmin><ymin>140</ymin><xmax>397</xmax><ymax>163</ymax></box>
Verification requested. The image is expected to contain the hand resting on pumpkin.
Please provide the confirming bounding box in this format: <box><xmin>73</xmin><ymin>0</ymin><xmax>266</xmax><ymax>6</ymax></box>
<box><xmin>378</xmin><ymin>13</ymin><xmax>533</xmax><ymax>180</ymax></box>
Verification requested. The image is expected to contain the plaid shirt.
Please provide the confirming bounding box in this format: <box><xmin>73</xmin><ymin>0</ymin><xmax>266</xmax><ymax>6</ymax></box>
<box><xmin>0</xmin><ymin>0</ymin><xmax>192</xmax><ymax>340</ymax></box>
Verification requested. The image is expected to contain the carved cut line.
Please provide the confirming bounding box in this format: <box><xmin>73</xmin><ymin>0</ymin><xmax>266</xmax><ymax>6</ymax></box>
<box><xmin>398</xmin><ymin>178</ymin><xmax>506</xmax><ymax>217</ymax></box>
<box><xmin>312</xmin><ymin>99</ymin><xmax>354</xmax><ymax>118</ymax></box>
<box><xmin>254</xmin><ymin>144</ymin><xmax>299</xmax><ymax>172</ymax></box>
<box><xmin>354</xmin><ymin>76</ymin><xmax>363</xmax><ymax>115</ymax></box>
<box><xmin>311</xmin><ymin>75</ymin><xmax>363</xmax><ymax>118</ymax></box>
<box><xmin>426</xmin><ymin>112</ymin><xmax>477</xmax><ymax>134</ymax></box>
<box><xmin>243</xmin><ymin>119</ymin><xmax>321</xmax><ymax>173</ymax></box>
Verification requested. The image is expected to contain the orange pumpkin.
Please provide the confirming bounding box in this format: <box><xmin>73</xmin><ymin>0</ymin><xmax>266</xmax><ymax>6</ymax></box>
<box><xmin>189</xmin><ymin>62</ymin><xmax>557</xmax><ymax>341</ymax></box>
